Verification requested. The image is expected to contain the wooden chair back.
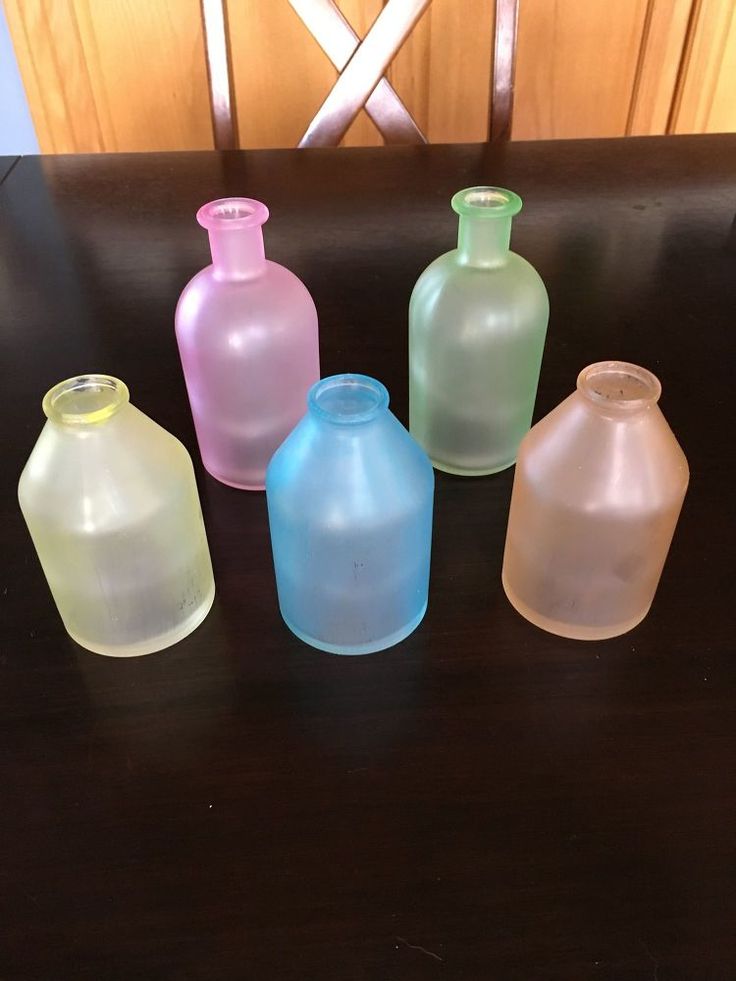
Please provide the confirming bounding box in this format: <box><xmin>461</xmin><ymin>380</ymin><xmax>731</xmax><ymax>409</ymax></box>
<box><xmin>200</xmin><ymin>0</ymin><xmax>519</xmax><ymax>149</ymax></box>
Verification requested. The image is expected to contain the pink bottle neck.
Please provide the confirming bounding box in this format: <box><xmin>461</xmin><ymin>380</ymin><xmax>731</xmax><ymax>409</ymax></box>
<box><xmin>197</xmin><ymin>198</ymin><xmax>270</xmax><ymax>282</ymax></box>
<box><xmin>208</xmin><ymin>226</ymin><xmax>266</xmax><ymax>281</ymax></box>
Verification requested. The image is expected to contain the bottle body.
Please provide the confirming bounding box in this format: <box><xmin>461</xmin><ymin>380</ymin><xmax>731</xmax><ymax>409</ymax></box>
<box><xmin>18</xmin><ymin>376</ymin><xmax>215</xmax><ymax>656</ymax></box>
<box><xmin>502</xmin><ymin>362</ymin><xmax>689</xmax><ymax>640</ymax></box>
<box><xmin>176</xmin><ymin>198</ymin><xmax>320</xmax><ymax>490</ymax></box>
<box><xmin>266</xmin><ymin>375</ymin><xmax>434</xmax><ymax>655</ymax></box>
<box><xmin>409</xmin><ymin>187</ymin><xmax>549</xmax><ymax>475</ymax></box>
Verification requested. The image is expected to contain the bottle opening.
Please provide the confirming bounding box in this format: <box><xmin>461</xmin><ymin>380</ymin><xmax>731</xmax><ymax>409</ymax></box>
<box><xmin>577</xmin><ymin>361</ymin><xmax>661</xmax><ymax>410</ymax></box>
<box><xmin>451</xmin><ymin>186</ymin><xmax>522</xmax><ymax>218</ymax></box>
<box><xmin>197</xmin><ymin>197</ymin><xmax>269</xmax><ymax>230</ymax></box>
<box><xmin>42</xmin><ymin>374</ymin><xmax>130</xmax><ymax>426</ymax></box>
<box><xmin>308</xmin><ymin>374</ymin><xmax>389</xmax><ymax>425</ymax></box>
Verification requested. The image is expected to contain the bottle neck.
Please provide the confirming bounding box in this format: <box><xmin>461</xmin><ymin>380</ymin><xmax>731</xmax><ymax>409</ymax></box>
<box><xmin>43</xmin><ymin>374</ymin><xmax>130</xmax><ymax>429</ymax></box>
<box><xmin>576</xmin><ymin>361</ymin><xmax>662</xmax><ymax>418</ymax></box>
<box><xmin>208</xmin><ymin>226</ymin><xmax>266</xmax><ymax>281</ymax></box>
<box><xmin>457</xmin><ymin>215</ymin><xmax>512</xmax><ymax>268</ymax></box>
<box><xmin>308</xmin><ymin>374</ymin><xmax>389</xmax><ymax>427</ymax></box>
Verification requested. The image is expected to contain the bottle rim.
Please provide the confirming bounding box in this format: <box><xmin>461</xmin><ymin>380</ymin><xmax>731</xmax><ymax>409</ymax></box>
<box><xmin>577</xmin><ymin>361</ymin><xmax>662</xmax><ymax>412</ymax></box>
<box><xmin>42</xmin><ymin>374</ymin><xmax>130</xmax><ymax>426</ymax></box>
<box><xmin>308</xmin><ymin>374</ymin><xmax>389</xmax><ymax>426</ymax></box>
<box><xmin>451</xmin><ymin>186</ymin><xmax>522</xmax><ymax>219</ymax></box>
<box><xmin>197</xmin><ymin>197</ymin><xmax>269</xmax><ymax>231</ymax></box>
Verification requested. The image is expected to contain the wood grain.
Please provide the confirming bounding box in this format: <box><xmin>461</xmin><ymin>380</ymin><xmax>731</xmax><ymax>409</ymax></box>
<box><xmin>671</xmin><ymin>0</ymin><xmax>736</xmax><ymax>133</ymax></box>
<box><xmin>338</xmin><ymin>0</ymin><xmax>385</xmax><ymax>147</ymax></box>
<box><xmin>627</xmin><ymin>0</ymin><xmax>694</xmax><ymax>135</ymax></box>
<box><xmin>513</xmin><ymin>0</ymin><xmax>651</xmax><ymax>139</ymax></box>
<box><xmin>4</xmin><ymin>0</ymin><xmax>102</xmax><ymax>152</ymax></box>
<box><xmin>6</xmin><ymin>0</ymin><xmax>734</xmax><ymax>151</ymax></box>
<box><xmin>386</xmin><ymin>0</ymin><xmax>433</xmax><ymax>135</ymax></box>
<box><xmin>4</xmin><ymin>0</ymin><xmax>213</xmax><ymax>153</ymax></box>
<box><xmin>227</xmin><ymin>0</ymin><xmax>338</xmax><ymax>149</ymax></box>
<box><xmin>229</xmin><ymin>0</ymin><xmax>406</xmax><ymax>149</ymax></box>
<box><xmin>389</xmin><ymin>0</ymin><xmax>494</xmax><ymax>143</ymax></box>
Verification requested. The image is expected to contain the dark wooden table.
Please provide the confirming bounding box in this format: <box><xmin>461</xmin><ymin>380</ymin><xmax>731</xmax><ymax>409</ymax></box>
<box><xmin>2</xmin><ymin>136</ymin><xmax>735</xmax><ymax>980</ymax></box>
<box><xmin>0</xmin><ymin>156</ymin><xmax>19</xmax><ymax>186</ymax></box>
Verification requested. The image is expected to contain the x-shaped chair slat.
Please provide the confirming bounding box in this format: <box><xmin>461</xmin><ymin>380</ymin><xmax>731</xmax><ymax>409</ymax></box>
<box><xmin>291</xmin><ymin>0</ymin><xmax>431</xmax><ymax>147</ymax></box>
<box><xmin>290</xmin><ymin>0</ymin><xmax>426</xmax><ymax>145</ymax></box>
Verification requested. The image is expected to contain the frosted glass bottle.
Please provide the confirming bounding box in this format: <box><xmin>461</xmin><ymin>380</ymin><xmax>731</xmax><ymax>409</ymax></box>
<box><xmin>266</xmin><ymin>374</ymin><xmax>434</xmax><ymax>654</ymax></box>
<box><xmin>502</xmin><ymin>362</ymin><xmax>689</xmax><ymax>640</ymax></box>
<box><xmin>409</xmin><ymin>186</ymin><xmax>549</xmax><ymax>475</ymax></box>
<box><xmin>176</xmin><ymin>197</ymin><xmax>320</xmax><ymax>490</ymax></box>
<box><xmin>18</xmin><ymin>375</ymin><xmax>215</xmax><ymax>656</ymax></box>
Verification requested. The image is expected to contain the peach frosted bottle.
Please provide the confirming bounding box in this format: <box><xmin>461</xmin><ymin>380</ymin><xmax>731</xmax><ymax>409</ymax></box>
<box><xmin>502</xmin><ymin>362</ymin><xmax>689</xmax><ymax>640</ymax></box>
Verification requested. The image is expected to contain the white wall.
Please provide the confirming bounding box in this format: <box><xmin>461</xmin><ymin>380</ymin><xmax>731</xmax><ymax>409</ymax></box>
<box><xmin>0</xmin><ymin>2</ymin><xmax>39</xmax><ymax>154</ymax></box>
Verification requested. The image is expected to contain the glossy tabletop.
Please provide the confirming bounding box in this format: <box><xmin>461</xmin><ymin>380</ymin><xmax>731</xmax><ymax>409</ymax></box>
<box><xmin>0</xmin><ymin>155</ymin><xmax>19</xmax><ymax>185</ymax></box>
<box><xmin>2</xmin><ymin>136</ymin><xmax>736</xmax><ymax>979</ymax></box>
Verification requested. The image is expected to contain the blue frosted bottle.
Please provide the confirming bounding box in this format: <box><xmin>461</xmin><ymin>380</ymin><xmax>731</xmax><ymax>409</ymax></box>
<box><xmin>266</xmin><ymin>374</ymin><xmax>434</xmax><ymax>654</ymax></box>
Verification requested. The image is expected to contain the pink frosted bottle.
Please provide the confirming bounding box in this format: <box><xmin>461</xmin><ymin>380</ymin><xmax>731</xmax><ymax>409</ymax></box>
<box><xmin>175</xmin><ymin>198</ymin><xmax>320</xmax><ymax>490</ymax></box>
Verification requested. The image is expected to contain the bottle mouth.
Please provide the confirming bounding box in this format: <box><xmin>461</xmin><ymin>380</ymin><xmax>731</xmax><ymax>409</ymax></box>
<box><xmin>42</xmin><ymin>374</ymin><xmax>130</xmax><ymax>425</ymax></box>
<box><xmin>451</xmin><ymin>186</ymin><xmax>522</xmax><ymax>218</ymax></box>
<box><xmin>197</xmin><ymin>197</ymin><xmax>269</xmax><ymax>230</ymax></box>
<box><xmin>577</xmin><ymin>361</ymin><xmax>662</xmax><ymax>411</ymax></box>
<box><xmin>308</xmin><ymin>374</ymin><xmax>389</xmax><ymax>425</ymax></box>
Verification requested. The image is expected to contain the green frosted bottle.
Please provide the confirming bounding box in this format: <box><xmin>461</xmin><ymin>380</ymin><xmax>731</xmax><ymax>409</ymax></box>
<box><xmin>409</xmin><ymin>187</ymin><xmax>549</xmax><ymax>475</ymax></box>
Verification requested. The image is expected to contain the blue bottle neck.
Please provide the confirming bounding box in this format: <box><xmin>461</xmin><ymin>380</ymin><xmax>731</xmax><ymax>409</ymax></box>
<box><xmin>308</xmin><ymin>375</ymin><xmax>389</xmax><ymax>427</ymax></box>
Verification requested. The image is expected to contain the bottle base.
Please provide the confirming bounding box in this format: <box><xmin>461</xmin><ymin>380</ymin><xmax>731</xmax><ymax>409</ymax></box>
<box><xmin>431</xmin><ymin>457</ymin><xmax>516</xmax><ymax>477</ymax></box>
<box><xmin>281</xmin><ymin>601</ymin><xmax>428</xmax><ymax>655</ymax></box>
<box><xmin>66</xmin><ymin>585</ymin><xmax>216</xmax><ymax>657</ymax></box>
<box><xmin>204</xmin><ymin>465</ymin><xmax>265</xmax><ymax>492</ymax></box>
<box><xmin>502</xmin><ymin>574</ymin><xmax>650</xmax><ymax>640</ymax></box>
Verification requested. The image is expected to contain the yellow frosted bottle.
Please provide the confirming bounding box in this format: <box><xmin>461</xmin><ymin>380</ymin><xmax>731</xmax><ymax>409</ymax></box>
<box><xmin>18</xmin><ymin>375</ymin><xmax>215</xmax><ymax>656</ymax></box>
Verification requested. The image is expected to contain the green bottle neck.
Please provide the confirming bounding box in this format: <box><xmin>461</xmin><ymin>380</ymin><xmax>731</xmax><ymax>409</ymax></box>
<box><xmin>457</xmin><ymin>214</ymin><xmax>512</xmax><ymax>268</ymax></box>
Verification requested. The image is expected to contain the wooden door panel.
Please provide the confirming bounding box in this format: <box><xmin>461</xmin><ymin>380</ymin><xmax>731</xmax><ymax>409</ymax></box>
<box><xmin>5</xmin><ymin>0</ymin><xmax>213</xmax><ymax>153</ymax></box>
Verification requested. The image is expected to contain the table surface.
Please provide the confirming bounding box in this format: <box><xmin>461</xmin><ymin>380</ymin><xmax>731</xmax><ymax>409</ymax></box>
<box><xmin>2</xmin><ymin>135</ymin><xmax>735</xmax><ymax>980</ymax></box>
<box><xmin>0</xmin><ymin>156</ymin><xmax>19</xmax><ymax>186</ymax></box>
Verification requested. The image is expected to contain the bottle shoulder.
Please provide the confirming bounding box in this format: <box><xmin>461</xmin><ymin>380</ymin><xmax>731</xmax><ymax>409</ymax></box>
<box><xmin>414</xmin><ymin>247</ymin><xmax>545</xmax><ymax>281</ymax></box>
<box><xmin>410</xmin><ymin>250</ymin><xmax>549</xmax><ymax>335</ymax></box>
<box><xmin>178</xmin><ymin>261</ymin><xmax>314</xmax><ymax>303</ymax></box>
<box><xmin>19</xmin><ymin>407</ymin><xmax>194</xmax><ymax>530</ymax></box>
<box><xmin>267</xmin><ymin>413</ymin><xmax>434</xmax><ymax>517</ymax></box>
<box><xmin>176</xmin><ymin>262</ymin><xmax>317</xmax><ymax>333</ymax></box>
<box><xmin>411</xmin><ymin>249</ymin><xmax>548</xmax><ymax>307</ymax></box>
<box><xmin>517</xmin><ymin>396</ymin><xmax>689</xmax><ymax>512</ymax></box>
